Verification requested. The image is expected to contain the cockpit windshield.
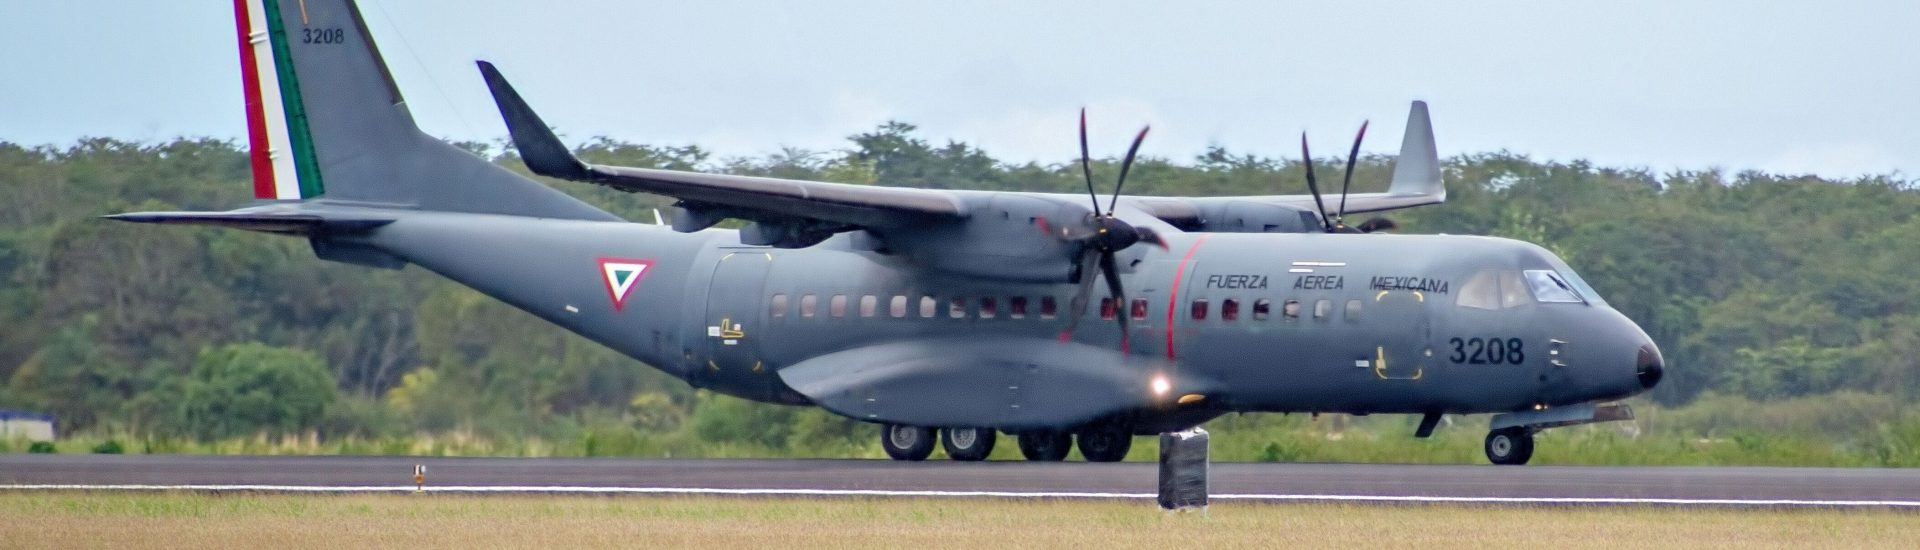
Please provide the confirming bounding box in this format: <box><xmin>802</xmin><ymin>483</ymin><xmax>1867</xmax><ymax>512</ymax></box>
<box><xmin>1524</xmin><ymin>270</ymin><xmax>1584</xmax><ymax>303</ymax></box>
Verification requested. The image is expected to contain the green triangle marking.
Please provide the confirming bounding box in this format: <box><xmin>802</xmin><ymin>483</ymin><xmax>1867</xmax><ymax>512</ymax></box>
<box><xmin>614</xmin><ymin>270</ymin><xmax>634</xmax><ymax>286</ymax></box>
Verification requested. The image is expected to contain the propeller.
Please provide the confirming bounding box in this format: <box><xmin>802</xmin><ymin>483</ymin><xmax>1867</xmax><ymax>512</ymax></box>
<box><xmin>1060</xmin><ymin>109</ymin><xmax>1166</xmax><ymax>349</ymax></box>
<box><xmin>1300</xmin><ymin>121</ymin><xmax>1392</xmax><ymax>233</ymax></box>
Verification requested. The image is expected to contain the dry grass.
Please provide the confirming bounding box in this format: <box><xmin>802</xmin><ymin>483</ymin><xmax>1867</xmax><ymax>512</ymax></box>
<box><xmin>0</xmin><ymin>492</ymin><xmax>1915</xmax><ymax>549</ymax></box>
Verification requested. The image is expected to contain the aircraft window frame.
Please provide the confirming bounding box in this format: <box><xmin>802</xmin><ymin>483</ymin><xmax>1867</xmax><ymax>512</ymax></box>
<box><xmin>1009</xmin><ymin>296</ymin><xmax>1028</xmax><ymax>319</ymax></box>
<box><xmin>1252</xmin><ymin>299</ymin><xmax>1271</xmax><ymax>321</ymax></box>
<box><xmin>859</xmin><ymin>295</ymin><xmax>878</xmax><ymax>318</ymax></box>
<box><xmin>1313</xmin><ymin>299</ymin><xmax>1332</xmax><ymax>320</ymax></box>
<box><xmin>890</xmin><ymin>296</ymin><xmax>908</xmax><ymax>318</ymax></box>
<box><xmin>1282</xmin><ymin>299</ymin><xmax>1300</xmax><ymax>321</ymax></box>
<box><xmin>1345</xmin><ymin>299</ymin><xmax>1362</xmax><ymax>321</ymax></box>
<box><xmin>1525</xmin><ymin>270</ymin><xmax>1585</xmax><ymax>303</ymax></box>
<box><xmin>771</xmin><ymin>294</ymin><xmax>788</xmax><ymax>318</ymax></box>
<box><xmin>800</xmin><ymin>294</ymin><xmax>818</xmax><ymax>318</ymax></box>
<box><xmin>980</xmin><ymin>297</ymin><xmax>998</xmax><ymax>319</ymax></box>
<box><xmin>919</xmin><ymin>296</ymin><xmax>937</xmax><ymax>318</ymax></box>
<box><xmin>950</xmin><ymin>297</ymin><xmax>968</xmax><ymax>319</ymax></box>
<box><xmin>830</xmin><ymin>294</ymin><xmax>848</xmax><ymax>318</ymax></box>
<box><xmin>1131</xmin><ymin>298</ymin><xmax>1149</xmax><ymax>321</ymax></box>
<box><xmin>1190</xmin><ymin>298</ymin><xmax>1209</xmax><ymax>320</ymax></box>
<box><xmin>1221</xmin><ymin>299</ymin><xmax>1239</xmax><ymax>322</ymax></box>
<box><xmin>1101</xmin><ymin>298</ymin><xmax>1118</xmax><ymax>320</ymax></box>
<box><xmin>1040</xmin><ymin>296</ymin><xmax>1059</xmax><ymax>320</ymax></box>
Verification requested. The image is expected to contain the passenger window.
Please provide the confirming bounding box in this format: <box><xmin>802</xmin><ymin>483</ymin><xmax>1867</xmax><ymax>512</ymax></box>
<box><xmin>859</xmin><ymin>295</ymin><xmax>878</xmax><ymax>318</ymax></box>
<box><xmin>1313</xmin><ymin>299</ymin><xmax>1332</xmax><ymax>320</ymax></box>
<box><xmin>771</xmin><ymin>294</ymin><xmax>788</xmax><ymax>318</ymax></box>
<box><xmin>801</xmin><ymin>294</ymin><xmax>818</xmax><ymax>318</ymax></box>
<box><xmin>1010</xmin><ymin>297</ymin><xmax>1028</xmax><ymax>319</ymax></box>
<box><xmin>1456</xmin><ymin>270</ymin><xmax>1500</xmax><ymax>310</ymax></box>
<box><xmin>1500</xmin><ymin>271</ymin><xmax>1532</xmax><ymax>308</ymax></box>
<box><xmin>1100</xmin><ymin>298</ymin><xmax>1117</xmax><ymax>320</ymax></box>
<box><xmin>1252</xmin><ymin>299</ymin><xmax>1271</xmax><ymax>320</ymax></box>
<box><xmin>1040</xmin><ymin>297</ymin><xmax>1058</xmax><ymax>320</ymax></box>
<box><xmin>830</xmin><ymin>295</ymin><xmax>848</xmax><ymax>318</ymax></box>
<box><xmin>890</xmin><ymin>296</ymin><xmax>908</xmax><ymax>318</ymax></box>
<box><xmin>1131</xmin><ymin>298</ymin><xmax>1148</xmax><ymax>321</ymax></box>
<box><xmin>950</xmin><ymin>297</ymin><xmax>967</xmax><ymax>319</ymax></box>
<box><xmin>980</xmin><ymin>297</ymin><xmax>998</xmax><ymax>319</ymax></box>
<box><xmin>1190</xmin><ymin>299</ymin><xmax>1208</xmax><ymax>320</ymax></box>
<box><xmin>1345</xmin><ymin>299</ymin><xmax>1362</xmax><ymax>321</ymax></box>
<box><xmin>920</xmin><ymin>296</ymin><xmax>937</xmax><ymax>318</ymax></box>
<box><xmin>1221</xmin><ymin>299</ymin><xmax>1239</xmax><ymax>321</ymax></box>
<box><xmin>1282</xmin><ymin>300</ymin><xmax>1300</xmax><ymax>320</ymax></box>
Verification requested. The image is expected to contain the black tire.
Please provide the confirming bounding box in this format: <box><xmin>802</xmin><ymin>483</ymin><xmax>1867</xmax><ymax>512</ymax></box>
<box><xmin>881</xmin><ymin>424</ymin><xmax>936</xmax><ymax>461</ymax></box>
<box><xmin>1016</xmin><ymin>430</ymin><xmax>1072</xmax><ymax>462</ymax></box>
<box><xmin>1485</xmin><ymin>428</ymin><xmax>1534</xmax><ymax>465</ymax></box>
<box><xmin>941</xmin><ymin>427</ymin><xmax>997</xmax><ymax>461</ymax></box>
<box><xmin>1075</xmin><ymin>420</ymin><xmax>1133</xmax><ymax>463</ymax></box>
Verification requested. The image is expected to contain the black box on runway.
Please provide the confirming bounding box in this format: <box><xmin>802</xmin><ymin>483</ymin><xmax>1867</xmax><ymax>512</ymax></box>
<box><xmin>1157</xmin><ymin>428</ymin><xmax>1208</xmax><ymax>510</ymax></box>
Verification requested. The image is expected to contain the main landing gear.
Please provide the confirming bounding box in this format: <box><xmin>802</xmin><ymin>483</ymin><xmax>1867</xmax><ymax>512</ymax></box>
<box><xmin>880</xmin><ymin>419</ymin><xmax>1136</xmax><ymax>462</ymax></box>
<box><xmin>1484</xmin><ymin>427</ymin><xmax>1534</xmax><ymax>466</ymax></box>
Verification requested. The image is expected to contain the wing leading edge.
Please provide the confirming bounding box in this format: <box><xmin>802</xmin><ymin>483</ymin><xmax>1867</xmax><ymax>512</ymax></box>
<box><xmin>478</xmin><ymin>61</ymin><xmax>966</xmax><ymax>231</ymax></box>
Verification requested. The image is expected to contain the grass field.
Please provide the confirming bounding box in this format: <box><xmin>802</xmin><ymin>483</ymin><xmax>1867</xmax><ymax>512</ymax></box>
<box><xmin>1</xmin><ymin>492</ymin><xmax>1915</xmax><ymax>549</ymax></box>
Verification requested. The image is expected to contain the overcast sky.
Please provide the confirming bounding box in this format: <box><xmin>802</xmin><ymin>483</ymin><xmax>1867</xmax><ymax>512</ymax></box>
<box><xmin>3</xmin><ymin>1</ymin><xmax>1915</xmax><ymax>179</ymax></box>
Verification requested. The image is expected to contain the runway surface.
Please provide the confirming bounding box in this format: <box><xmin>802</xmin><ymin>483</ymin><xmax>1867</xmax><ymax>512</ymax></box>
<box><xmin>5</xmin><ymin>454</ymin><xmax>1920</xmax><ymax>506</ymax></box>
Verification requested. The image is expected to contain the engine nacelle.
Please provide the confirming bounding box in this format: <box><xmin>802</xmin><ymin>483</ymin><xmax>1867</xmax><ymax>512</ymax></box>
<box><xmin>1189</xmin><ymin>201</ymin><xmax>1321</xmax><ymax>233</ymax></box>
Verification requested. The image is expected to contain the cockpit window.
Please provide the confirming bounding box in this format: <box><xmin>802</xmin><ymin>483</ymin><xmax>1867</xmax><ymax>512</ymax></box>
<box><xmin>1524</xmin><ymin>270</ymin><xmax>1584</xmax><ymax>303</ymax></box>
<box><xmin>1456</xmin><ymin>270</ymin><xmax>1501</xmax><ymax>310</ymax></box>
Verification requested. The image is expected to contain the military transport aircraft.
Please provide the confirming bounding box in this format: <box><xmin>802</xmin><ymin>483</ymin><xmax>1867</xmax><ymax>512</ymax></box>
<box><xmin>112</xmin><ymin>0</ymin><xmax>1663</xmax><ymax>465</ymax></box>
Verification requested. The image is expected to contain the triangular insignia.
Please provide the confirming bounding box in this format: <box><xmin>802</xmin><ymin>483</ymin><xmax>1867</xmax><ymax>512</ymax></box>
<box><xmin>597</xmin><ymin>257</ymin><xmax>654</xmax><ymax>312</ymax></box>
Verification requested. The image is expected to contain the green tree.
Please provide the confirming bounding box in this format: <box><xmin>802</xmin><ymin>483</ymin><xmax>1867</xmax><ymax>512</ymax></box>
<box><xmin>175</xmin><ymin>343</ymin><xmax>336</xmax><ymax>439</ymax></box>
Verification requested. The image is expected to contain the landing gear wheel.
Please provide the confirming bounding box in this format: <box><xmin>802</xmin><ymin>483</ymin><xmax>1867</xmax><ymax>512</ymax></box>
<box><xmin>1016</xmin><ymin>430</ymin><xmax>1072</xmax><ymax>462</ymax></box>
<box><xmin>882</xmin><ymin>424</ymin><xmax>936</xmax><ymax>461</ymax></box>
<box><xmin>941</xmin><ymin>427</ymin><xmax>997</xmax><ymax>461</ymax></box>
<box><xmin>1075</xmin><ymin>421</ymin><xmax>1133</xmax><ymax>463</ymax></box>
<box><xmin>1485</xmin><ymin>427</ymin><xmax>1535</xmax><ymax>466</ymax></box>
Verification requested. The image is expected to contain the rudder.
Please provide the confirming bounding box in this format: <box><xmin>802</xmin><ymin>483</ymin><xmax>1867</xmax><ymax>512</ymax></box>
<box><xmin>234</xmin><ymin>0</ymin><xmax>617</xmax><ymax>221</ymax></box>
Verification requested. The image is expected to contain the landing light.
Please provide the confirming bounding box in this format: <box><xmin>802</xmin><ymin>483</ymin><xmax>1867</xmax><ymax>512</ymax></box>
<box><xmin>1151</xmin><ymin>375</ymin><xmax>1171</xmax><ymax>397</ymax></box>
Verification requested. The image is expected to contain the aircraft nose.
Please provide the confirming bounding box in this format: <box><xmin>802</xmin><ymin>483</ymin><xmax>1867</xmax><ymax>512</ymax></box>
<box><xmin>1635</xmin><ymin>343</ymin><xmax>1664</xmax><ymax>390</ymax></box>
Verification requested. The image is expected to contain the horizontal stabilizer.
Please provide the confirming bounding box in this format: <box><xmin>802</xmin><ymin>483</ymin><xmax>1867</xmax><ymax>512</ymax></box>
<box><xmin>103</xmin><ymin>208</ymin><xmax>393</xmax><ymax>235</ymax></box>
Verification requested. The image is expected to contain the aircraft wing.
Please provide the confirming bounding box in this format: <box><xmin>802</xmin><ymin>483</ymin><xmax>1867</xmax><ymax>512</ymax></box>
<box><xmin>776</xmin><ymin>336</ymin><xmax>1214</xmax><ymax>430</ymax></box>
<box><xmin>479</xmin><ymin>62</ymin><xmax>964</xmax><ymax>232</ymax></box>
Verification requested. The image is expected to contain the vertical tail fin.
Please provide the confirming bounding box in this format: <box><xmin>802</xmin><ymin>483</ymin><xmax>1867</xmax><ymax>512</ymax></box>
<box><xmin>1386</xmin><ymin>101</ymin><xmax>1443</xmax><ymax>200</ymax></box>
<box><xmin>232</xmin><ymin>0</ymin><xmax>618</xmax><ymax>221</ymax></box>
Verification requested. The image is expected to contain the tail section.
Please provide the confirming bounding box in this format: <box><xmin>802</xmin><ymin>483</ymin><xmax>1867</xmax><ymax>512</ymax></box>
<box><xmin>226</xmin><ymin>0</ymin><xmax>617</xmax><ymax>221</ymax></box>
<box><xmin>1386</xmin><ymin>101</ymin><xmax>1443</xmax><ymax>200</ymax></box>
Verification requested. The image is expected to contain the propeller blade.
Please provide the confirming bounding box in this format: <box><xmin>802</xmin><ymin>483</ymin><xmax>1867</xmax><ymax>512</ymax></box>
<box><xmin>1109</xmin><ymin>126</ymin><xmax>1150</xmax><ymax>213</ymax></box>
<box><xmin>1098</xmin><ymin>251</ymin><xmax>1129</xmax><ymax>349</ymax></box>
<box><xmin>1078</xmin><ymin>109</ymin><xmax>1100</xmax><ymax>215</ymax></box>
<box><xmin>1060</xmin><ymin>250</ymin><xmax>1102</xmax><ymax>338</ymax></box>
<box><xmin>1336</xmin><ymin>120</ymin><xmax>1369</xmax><ymax>226</ymax></box>
<box><xmin>1136</xmin><ymin>226</ymin><xmax>1169</xmax><ymax>251</ymax></box>
<box><xmin>1300</xmin><ymin>133</ymin><xmax>1330</xmax><ymax>231</ymax></box>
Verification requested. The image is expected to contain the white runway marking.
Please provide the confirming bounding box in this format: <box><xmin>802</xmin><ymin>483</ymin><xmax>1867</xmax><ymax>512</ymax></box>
<box><xmin>4</xmin><ymin>484</ymin><xmax>1919</xmax><ymax>508</ymax></box>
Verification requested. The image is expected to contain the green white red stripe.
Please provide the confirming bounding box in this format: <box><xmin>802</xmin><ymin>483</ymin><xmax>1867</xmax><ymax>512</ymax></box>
<box><xmin>236</xmin><ymin>0</ymin><xmax>323</xmax><ymax>200</ymax></box>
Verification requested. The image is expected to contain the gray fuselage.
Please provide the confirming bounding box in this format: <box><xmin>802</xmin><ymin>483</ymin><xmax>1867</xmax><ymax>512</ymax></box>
<box><xmin>356</xmin><ymin>210</ymin><xmax>1660</xmax><ymax>427</ymax></box>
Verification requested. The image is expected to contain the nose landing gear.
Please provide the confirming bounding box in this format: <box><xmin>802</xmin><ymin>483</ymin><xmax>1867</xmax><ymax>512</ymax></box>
<box><xmin>1484</xmin><ymin>427</ymin><xmax>1534</xmax><ymax>465</ymax></box>
<box><xmin>1482</xmin><ymin>402</ymin><xmax>1635</xmax><ymax>465</ymax></box>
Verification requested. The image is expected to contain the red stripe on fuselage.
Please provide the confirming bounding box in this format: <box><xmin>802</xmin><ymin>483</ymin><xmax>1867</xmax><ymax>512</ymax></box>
<box><xmin>234</xmin><ymin>0</ymin><xmax>276</xmax><ymax>199</ymax></box>
<box><xmin>1165</xmin><ymin>234</ymin><xmax>1209</xmax><ymax>361</ymax></box>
